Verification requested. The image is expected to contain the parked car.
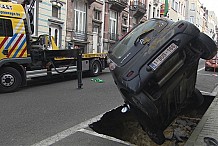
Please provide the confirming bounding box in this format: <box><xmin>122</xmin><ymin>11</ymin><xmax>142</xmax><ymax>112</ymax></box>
<box><xmin>205</xmin><ymin>52</ymin><xmax>218</xmax><ymax>71</ymax></box>
<box><xmin>107</xmin><ymin>18</ymin><xmax>217</xmax><ymax>144</ymax></box>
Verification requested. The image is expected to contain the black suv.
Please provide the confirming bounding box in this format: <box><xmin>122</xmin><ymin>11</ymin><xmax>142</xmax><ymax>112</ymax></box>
<box><xmin>107</xmin><ymin>18</ymin><xmax>217</xmax><ymax>144</ymax></box>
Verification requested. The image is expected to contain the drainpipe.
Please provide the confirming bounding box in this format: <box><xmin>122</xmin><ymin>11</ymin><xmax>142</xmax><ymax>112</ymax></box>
<box><xmin>100</xmin><ymin>0</ymin><xmax>105</xmax><ymax>53</ymax></box>
<box><xmin>127</xmin><ymin>0</ymin><xmax>130</xmax><ymax>31</ymax></box>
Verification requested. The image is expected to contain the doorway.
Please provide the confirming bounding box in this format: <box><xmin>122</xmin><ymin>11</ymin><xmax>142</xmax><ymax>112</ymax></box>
<box><xmin>49</xmin><ymin>25</ymin><xmax>60</xmax><ymax>49</ymax></box>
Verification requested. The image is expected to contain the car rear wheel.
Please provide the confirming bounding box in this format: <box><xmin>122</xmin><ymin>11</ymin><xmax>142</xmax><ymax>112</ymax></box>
<box><xmin>196</xmin><ymin>33</ymin><xmax>217</xmax><ymax>60</ymax></box>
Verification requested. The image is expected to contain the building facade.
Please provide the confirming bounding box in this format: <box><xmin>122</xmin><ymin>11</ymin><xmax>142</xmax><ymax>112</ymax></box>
<box><xmin>161</xmin><ymin>0</ymin><xmax>217</xmax><ymax>42</ymax></box>
<box><xmin>163</xmin><ymin>0</ymin><xmax>186</xmax><ymax>21</ymax></box>
<box><xmin>17</xmin><ymin>0</ymin><xmax>67</xmax><ymax>49</ymax></box>
<box><xmin>65</xmin><ymin>0</ymin><xmax>152</xmax><ymax>53</ymax></box>
<box><xmin>15</xmin><ymin>0</ymin><xmax>217</xmax><ymax>51</ymax></box>
<box><xmin>186</xmin><ymin>0</ymin><xmax>205</xmax><ymax>32</ymax></box>
<box><xmin>185</xmin><ymin>0</ymin><xmax>217</xmax><ymax>41</ymax></box>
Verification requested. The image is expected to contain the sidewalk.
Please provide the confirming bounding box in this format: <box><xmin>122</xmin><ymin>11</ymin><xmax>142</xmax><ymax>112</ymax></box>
<box><xmin>185</xmin><ymin>94</ymin><xmax>218</xmax><ymax>146</ymax></box>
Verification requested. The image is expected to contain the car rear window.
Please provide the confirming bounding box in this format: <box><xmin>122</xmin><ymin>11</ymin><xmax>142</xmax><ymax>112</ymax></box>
<box><xmin>111</xmin><ymin>19</ymin><xmax>168</xmax><ymax>59</ymax></box>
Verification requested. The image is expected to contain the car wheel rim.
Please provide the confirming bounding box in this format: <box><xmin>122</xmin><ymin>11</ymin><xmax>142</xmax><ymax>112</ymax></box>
<box><xmin>1</xmin><ymin>74</ymin><xmax>15</xmax><ymax>87</ymax></box>
<box><xmin>93</xmin><ymin>64</ymin><xmax>99</xmax><ymax>74</ymax></box>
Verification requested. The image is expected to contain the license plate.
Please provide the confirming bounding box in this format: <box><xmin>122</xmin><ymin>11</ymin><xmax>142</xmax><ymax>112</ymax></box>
<box><xmin>149</xmin><ymin>43</ymin><xmax>178</xmax><ymax>70</ymax></box>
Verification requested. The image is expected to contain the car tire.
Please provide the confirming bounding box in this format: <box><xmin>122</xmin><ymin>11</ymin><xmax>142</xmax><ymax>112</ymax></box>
<box><xmin>0</xmin><ymin>67</ymin><xmax>22</xmax><ymax>93</ymax></box>
<box><xmin>196</xmin><ymin>33</ymin><xmax>217</xmax><ymax>60</ymax></box>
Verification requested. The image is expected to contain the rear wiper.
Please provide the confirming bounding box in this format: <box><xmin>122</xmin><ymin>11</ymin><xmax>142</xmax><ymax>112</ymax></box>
<box><xmin>134</xmin><ymin>28</ymin><xmax>154</xmax><ymax>46</ymax></box>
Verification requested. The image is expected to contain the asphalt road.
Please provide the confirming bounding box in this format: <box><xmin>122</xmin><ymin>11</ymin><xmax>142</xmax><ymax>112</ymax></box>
<box><xmin>0</xmin><ymin>69</ymin><xmax>123</xmax><ymax>146</ymax></box>
<box><xmin>0</xmin><ymin>59</ymin><xmax>218</xmax><ymax>146</ymax></box>
<box><xmin>196</xmin><ymin>59</ymin><xmax>218</xmax><ymax>95</ymax></box>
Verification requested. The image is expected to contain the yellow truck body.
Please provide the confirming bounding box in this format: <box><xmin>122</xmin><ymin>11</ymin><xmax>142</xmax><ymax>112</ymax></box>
<box><xmin>0</xmin><ymin>2</ymin><xmax>27</xmax><ymax>60</ymax></box>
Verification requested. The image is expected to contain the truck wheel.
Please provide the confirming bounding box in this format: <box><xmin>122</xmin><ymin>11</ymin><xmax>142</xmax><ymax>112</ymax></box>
<box><xmin>197</xmin><ymin>33</ymin><xmax>217</xmax><ymax>60</ymax></box>
<box><xmin>0</xmin><ymin>67</ymin><xmax>22</xmax><ymax>93</ymax></box>
<box><xmin>89</xmin><ymin>61</ymin><xmax>101</xmax><ymax>77</ymax></box>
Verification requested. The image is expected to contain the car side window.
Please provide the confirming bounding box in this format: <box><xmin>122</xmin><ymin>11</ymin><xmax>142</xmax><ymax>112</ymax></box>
<box><xmin>0</xmin><ymin>18</ymin><xmax>13</xmax><ymax>37</ymax></box>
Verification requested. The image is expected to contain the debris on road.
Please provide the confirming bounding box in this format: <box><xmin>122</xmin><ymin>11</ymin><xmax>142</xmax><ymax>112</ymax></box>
<box><xmin>91</xmin><ymin>78</ymin><xmax>104</xmax><ymax>83</ymax></box>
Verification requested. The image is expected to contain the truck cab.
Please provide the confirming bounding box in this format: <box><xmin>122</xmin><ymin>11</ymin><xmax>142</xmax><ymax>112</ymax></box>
<box><xmin>0</xmin><ymin>2</ymin><xmax>30</xmax><ymax>60</ymax></box>
<box><xmin>0</xmin><ymin>1</ymin><xmax>33</xmax><ymax>92</ymax></box>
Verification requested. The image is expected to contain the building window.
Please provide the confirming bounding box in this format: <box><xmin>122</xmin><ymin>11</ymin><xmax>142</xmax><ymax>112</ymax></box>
<box><xmin>0</xmin><ymin>18</ymin><xmax>13</xmax><ymax>37</ymax></box>
<box><xmin>93</xmin><ymin>26</ymin><xmax>98</xmax><ymax>33</ymax></box>
<box><xmin>190</xmin><ymin>16</ymin><xmax>194</xmax><ymax>23</ymax></box>
<box><xmin>190</xmin><ymin>3</ymin><xmax>195</xmax><ymax>11</ymax></box>
<box><xmin>122</xmin><ymin>16</ymin><xmax>127</xmax><ymax>25</ymax></box>
<box><xmin>196</xmin><ymin>18</ymin><xmax>199</xmax><ymax>27</ymax></box>
<box><xmin>183</xmin><ymin>6</ymin><xmax>185</xmax><ymax>16</ymax></box>
<box><xmin>94</xmin><ymin>10</ymin><xmax>101</xmax><ymax>20</ymax></box>
<box><xmin>93</xmin><ymin>25</ymin><xmax>101</xmax><ymax>40</ymax></box>
<box><xmin>148</xmin><ymin>4</ymin><xmax>151</xmax><ymax>19</ymax></box>
<box><xmin>122</xmin><ymin>27</ymin><xmax>127</xmax><ymax>36</ymax></box>
<box><xmin>175</xmin><ymin>2</ymin><xmax>178</xmax><ymax>12</ymax></box>
<box><xmin>52</xmin><ymin>6</ymin><xmax>59</xmax><ymax>18</ymax></box>
<box><xmin>153</xmin><ymin>7</ymin><xmax>155</xmax><ymax>18</ymax></box>
<box><xmin>110</xmin><ymin>10</ymin><xmax>117</xmax><ymax>40</ymax></box>
<box><xmin>172</xmin><ymin>0</ymin><xmax>175</xmax><ymax>9</ymax></box>
<box><xmin>178</xmin><ymin>2</ymin><xmax>180</xmax><ymax>13</ymax></box>
<box><xmin>27</xmin><ymin>2</ymin><xmax>37</xmax><ymax>36</ymax></box>
<box><xmin>74</xmin><ymin>1</ymin><xmax>86</xmax><ymax>33</ymax></box>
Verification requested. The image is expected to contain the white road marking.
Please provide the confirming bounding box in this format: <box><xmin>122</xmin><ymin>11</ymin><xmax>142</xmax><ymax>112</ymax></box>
<box><xmin>200</xmin><ymin>91</ymin><xmax>213</xmax><ymax>95</ymax></box>
<box><xmin>198</xmin><ymin>73</ymin><xmax>218</xmax><ymax>77</ymax></box>
<box><xmin>79</xmin><ymin>128</ymin><xmax>134</xmax><ymax>146</ymax></box>
<box><xmin>198</xmin><ymin>67</ymin><xmax>205</xmax><ymax>72</ymax></box>
<box><xmin>31</xmin><ymin>114</ymin><xmax>103</xmax><ymax>146</ymax></box>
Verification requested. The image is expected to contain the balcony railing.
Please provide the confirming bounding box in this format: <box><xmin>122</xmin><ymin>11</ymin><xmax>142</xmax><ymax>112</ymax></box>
<box><xmin>110</xmin><ymin>33</ymin><xmax>119</xmax><ymax>41</ymax></box>
<box><xmin>72</xmin><ymin>30</ymin><xmax>87</xmax><ymax>41</ymax></box>
<box><xmin>108</xmin><ymin>0</ymin><xmax>128</xmax><ymax>12</ymax></box>
<box><xmin>104</xmin><ymin>32</ymin><xmax>120</xmax><ymax>41</ymax></box>
<box><xmin>130</xmin><ymin>0</ymin><xmax>146</xmax><ymax>18</ymax></box>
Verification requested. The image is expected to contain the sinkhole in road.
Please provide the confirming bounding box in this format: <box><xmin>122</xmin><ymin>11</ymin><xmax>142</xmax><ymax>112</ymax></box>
<box><xmin>89</xmin><ymin>95</ymin><xmax>214</xmax><ymax>146</ymax></box>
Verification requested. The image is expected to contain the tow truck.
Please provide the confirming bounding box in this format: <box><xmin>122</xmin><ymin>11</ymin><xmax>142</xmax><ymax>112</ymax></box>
<box><xmin>0</xmin><ymin>0</ymin><xmax>107</xmax><ymax>93</ymax></box>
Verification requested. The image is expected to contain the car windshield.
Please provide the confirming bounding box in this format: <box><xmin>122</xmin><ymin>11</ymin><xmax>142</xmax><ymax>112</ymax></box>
<box><xmin>111</xmin><ymin>19</ymin><xmax>167</xmax><ymax>59</ymax></box>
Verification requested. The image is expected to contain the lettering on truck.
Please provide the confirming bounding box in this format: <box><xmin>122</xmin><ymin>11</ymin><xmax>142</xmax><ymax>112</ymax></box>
<box><xmin>0</xmin><ymin>4</ymin><xmax>12</xmax><ymax>10</ymax></box>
